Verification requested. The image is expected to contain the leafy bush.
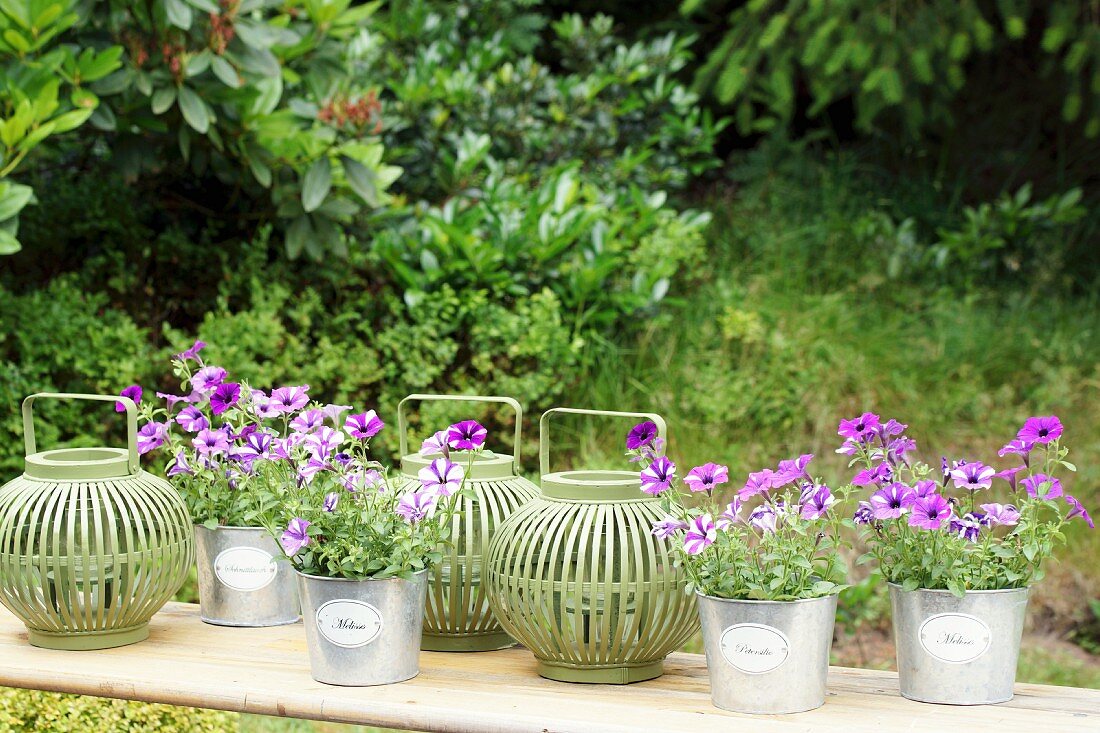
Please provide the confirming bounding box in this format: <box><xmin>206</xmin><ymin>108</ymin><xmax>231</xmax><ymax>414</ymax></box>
<box><xmin>0</xmin><ymin>688</ymin><xmax>233</xmax><ymax>731</ymax></box>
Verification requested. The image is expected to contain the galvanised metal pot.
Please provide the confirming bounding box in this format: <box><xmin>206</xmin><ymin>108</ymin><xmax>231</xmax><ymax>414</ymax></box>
<box><xmin>697</xmin><ymin>593</ymin><xmax>837</xmax><ymax>714</ymax></box>
<box><xmin>0</xmin><ymin>393</ymin><xmax>193</xmax><ymax>650</ymax></box>
<box><xmin>194</xmin><ymin>525</ymin><xmax>299</xmax><ymax>627</ymax></box>
<box><xmin>395</xmin><ymin>393</ymin><xmax>538</xmax><ymax>652</ymax></box>
<box><xmin>486</xmin><ymin>408</ymin><xmax>698</xmax><ymax>684</ymax></box>
<box><xmin>890</xmin><ymin>583</ymin><xmax>1028</xmax><ymax>705</ymax></box>
<box><xmin>297</xmin><ymin>569</ymin><xmax>428</xmax><ymax>686</ymax></box>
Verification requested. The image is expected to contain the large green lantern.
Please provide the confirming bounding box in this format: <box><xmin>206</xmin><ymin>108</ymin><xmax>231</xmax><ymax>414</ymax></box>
<box><xmin>0</xmin><ymin>393</ymin><xmax>193</xmax><ymax>650</ymax></box>
<box><xmin>485</xmin><ymin>408</ymin><xmax>698</xmax><ymax>683</ymax></box>
<box><xmin>396</xmin><ymin>394</ymin><xmax>538</xmax><ymax>651</ymax></box>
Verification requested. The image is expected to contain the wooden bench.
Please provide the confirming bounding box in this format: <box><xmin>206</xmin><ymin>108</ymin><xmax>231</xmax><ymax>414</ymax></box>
<box><xmin>0</xmin><ymin>602</ymin><xmax>1096</xmax><ymax>732</ymax></box>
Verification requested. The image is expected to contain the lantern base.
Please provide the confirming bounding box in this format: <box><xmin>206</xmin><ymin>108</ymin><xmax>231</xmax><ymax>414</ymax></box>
<box><xmin>536</xmin><ymin>659</ymin><xmax>664</xmax><ymax>684</ymax></box>
<box><xmin>421</xmin><ymin>631</ymin><xmax>516</xmax><ymax>652</ymax></box>
<box><xmin>27</xmin><ymin>623</ymin><xmax>149</xmax><ymax>651</ymax></box>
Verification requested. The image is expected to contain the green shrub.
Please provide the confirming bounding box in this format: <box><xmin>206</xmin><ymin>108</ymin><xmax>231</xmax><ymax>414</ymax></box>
<box><xmin>0</xmin><ymin>688</ymin><xmax>234</xmax><ymax>732</ymax></box>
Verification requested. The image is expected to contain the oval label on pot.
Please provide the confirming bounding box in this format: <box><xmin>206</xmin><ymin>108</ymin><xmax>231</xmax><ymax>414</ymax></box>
<box><xmin>719</xmin><ymin>623</ymin><xmax>790</xmax><ymax>674</ymax></box>
<box><xmin>918</xmin><ymin>612</ymin><xmax>992</xmax><ymax>664</ymax></box>
<box><xmin>315</xmin><ymin>599</ymin><xmax>384</xmax><ymax>648</ymax></box>
<box><xmin>213</xmin><ymin>546</ymin><xmax>278</xmax><ymax>592</ymax></box>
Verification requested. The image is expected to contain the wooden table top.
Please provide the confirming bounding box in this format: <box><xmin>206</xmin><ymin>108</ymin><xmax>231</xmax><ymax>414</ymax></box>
<box><xmin>0</xmin><ymin>602</ymin><xmax>1096</xmax><ymax>732</ymax></box>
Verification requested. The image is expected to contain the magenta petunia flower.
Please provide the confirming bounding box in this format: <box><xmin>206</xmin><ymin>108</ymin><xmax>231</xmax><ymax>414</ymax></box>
<box><xmin>774</xmin><ymin>454</ymin><xmax>814</xmax><ymax>484</ymax></box>
<box><xmin>683</xmin><ymin>462</ymin><xmax>729</xmax><ymax>494</ymax></box>
<box><xmin>1065</xmin><ymin>495</ymin><xmax>1094</xmax><ymax>528</ymax></box>
<box><xmin>322</xmin><ymin>492</ymin><xmax>339</xmax><ymax>512</ymax></box>
<box><xmin>835</xmin><ymin>439</ymin><xmax>860</xmax><ymax>456</ymax></box>
<box><xmin>268</xmin><ymin>385</ymin><xmax>310</xmax><ymax>414</ymax></box>
<box><xmin>626</xmin><ymin>421</ymin><xmax>658</xmax><ymax>450</ymax></box>
<box><xmin>280</xmin><ymin>518</ymin><xmax>311</xmax><ymax>556</ymax></box>
<box><xmin>651</xmin><ymin>515</ymin><xmax>688</xmax><ymax>539</ymax></box>
<box><xmin>210</xmin><ymin>382</ymin><xmax>240</xmax><ymax>415</ymax></box>
<box><xmin>136</xmin><ymin>421</ymin><xmax>167</xmax><ymax>454</ymax></box>
<box><xmin>800</xmin><ymin>484</ymin><xmax>836</xmax><ymax>520</ymax></box>
<box><xmin>304</xmin><ymin>426</ymin><xmax>345</xmax><ymax>457</ymax></box>
<box><xmin>419</xmin><ymin>458</ymin><xmax>464</xmax><ymax>496</ymax></box>
<box><xmin>175</xmin><ymin>340</ymin><xmax>206</xmax><ymax>362</ymax></box>
<box><xmin>869</xmin><ymin>483</ymin><xmax>914</xmax><ymax>520</ymax></box>
<box><xmin>447</xmin><ymin>420</ymin><xmax>487</xmax><ymax>450</ymax></box>
<box><xmin>748</xmin><ymin>504</ymin><xmax>778</xmax><ymax>534</ymax></box>
<box><xmin>175</xmin><ymin>406</ymin><xmax>209</xmax><ymax>433</ymax></box>
<box><xmin>715</xmin><ymin>498</ymin><xmax>743</xmax><ymax>530</ymax></box>
<box><xmin>886</xmin><ymin>437</ymin><xmax>917</xmax><ymax>465</ymax></box>
<box><xmin>116</xmin><ymin>385</ymin><xmax>142</xmax><ymax>412</ymax></box>
<box><xmin>852</xmin><ymin>462</ymin><xmax>893</xmax><ymax>487</ymax></box>
<box><xmin>290</xmin><ymin>409</ymin><xmax>326</xmax><ymax>434</ymax></box>
<box><xmin>297</xmin><ymin>457</ymin><xmax>331</xmax><ymax>485</ymax></box>
<box><xmin>949</xmin><ymin>461</ymin><xmax>995</xmax><ymax>491</ymax></box>
<box><xmin>166</xmin><ymin>450</ymin><xmax>192</xmax><ymax>477</ymax></box>
<box><xmin>640</xmin><ymin>456</ymin><xmax>676</xmax><ymax>495</ymax></box>
<box><xmin>396</xmin><ymin>490</ymin><xmax>437</xmax><ymax>524</ymax></box>
<box><xmin>193</xmin><ymin>428</ymin><xmax>230</xmax><ymax>455</ymax></box>
<box><xmin>875</xmin><ymin>419</ymin><xmax>908</xmax><ymax>439</ymax></box>
<box><xmin>250</xmin><ymin>389</ymin><xmax>282</xmax><ymax>419</ymax></box>
<box><xmin>420</xmin><ymin>430</ymin><xmax>449</xmax><ymax>456</ymax></box>
<box><xmin>683</xmin><ymin>513</ymin><xmax>716</xmax><ymax>555</ymax></box>
<box><xmin>998</xmin><ymin>438</ymin><xmax>1034</xmax><ymax>459</ymax></box>
<box><xmin>853</xmin><ymin>501</ymin><xmax>874</xmax><ymax>525</ymax></box>
<box><xmin>838</xmin><ymin>412</ymin><xmax>881</xmax><ymax>441</ymax></box>
<box><xmin>156</xmin><ymin>391</ymin><xmax>189</xmax><ymax>409</ymax></box>
<box><xmin>345</xmin><ymin>410</ymin><xmax>384</xmax><ymax>440</ymax></box>
<box><xmin>738</xmin><ymin>468</ymin><xmax>778</xmax><ymax>500</ymax></box>
<box><xmin>190</xmin><ymin>366</ymin><xmax>227</xmax><ymax>395</ymax></box>
<box><xmin>994</xmin><ymin>465</ymin><xmax>1025</xmax><ymax>491</ymax></box>
<box><xmin>980</xmin><ymin>503</ymin><xmax>1020</xmax><ymax>527</ymax></box>
<box><xmin>914</xmin><ymin>480</ymin><xmax>938</xmax><ymax>498</ymax></box>
<box><xmin>1022</xmin><ymin>473</ymin><xmax>1063</xmax><ymax>499</ymax></box>
<box><xmin>1017</xmin><ymin>416</ymin><xmax>1063</xmax><ymax>445</ymax></box>
<box><xmin>908</xmin><ymin>494</ymin><xmax>952</xmax><ymax>530</ymax></box>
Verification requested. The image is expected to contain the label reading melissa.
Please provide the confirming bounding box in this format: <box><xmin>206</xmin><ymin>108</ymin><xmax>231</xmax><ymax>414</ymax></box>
<box><xmin>719</xmin><ymin>623</ymin><xmax>790</xmax><ymax>674</ymax></box>
<box><xmin>918</xmin><ymin>613</ymin><xmax>992</xmax><ymax>664</ymax></box>
<box><xmin>315</xmin><ymin>600</ymin><xmax>384</xmax><ymax>648</ymax></box>
<box><xmin>213</xmin><ymin>546</ymin><xmax>278</xmax><ymax>592</ymax></box>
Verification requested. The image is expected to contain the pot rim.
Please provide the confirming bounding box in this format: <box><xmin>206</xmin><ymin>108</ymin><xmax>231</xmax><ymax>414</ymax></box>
<box><xmin>194</xmin><ymin>523</ymin><xmax>268</xmax><ymax>531</ymax></box>
<box><xmin>295</xmin><ymin>568</ymin><xmax>429</xmax><ymax>583</ymax></box>
<box><xmin>695</xmin><ymin>590</ymin><xmax>838</xmax><ymax>606</ymax></box>
<box><xmin>886</xmin><ymin>581</ymin><xmax>1030</xmax><ymax>595</ymax></box>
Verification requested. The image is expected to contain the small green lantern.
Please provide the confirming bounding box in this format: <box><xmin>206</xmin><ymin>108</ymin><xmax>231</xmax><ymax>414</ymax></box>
<box><xmin>0</xmin><ymin>393</ymin><xmax>193</xmax><ymax>650</ymax></box>
<box><xmin>485</xmin><ymin>408</ymin><xmax>698</xmax><ymax>683</ymax></box>
<box><xmin>396</xmin><ymin>394</ymin><xmax>538</xmax><ymax>651</ymax></box>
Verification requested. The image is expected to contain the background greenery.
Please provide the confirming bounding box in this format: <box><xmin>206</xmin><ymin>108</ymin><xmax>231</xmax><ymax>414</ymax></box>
<box><xmin>0</xmin><ymin>0</ymin><xmax>1098</xmax><ymax>729</ymax></box>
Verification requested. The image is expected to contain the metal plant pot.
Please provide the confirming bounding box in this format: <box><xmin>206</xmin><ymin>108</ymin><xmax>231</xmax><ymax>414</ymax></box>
<box><xmin>890</xmin><ymin>583</ymin><xmax>1028</xmax><ymax>705</ymax></box>
<box><xmin>297</xmin><ymin>569</ymin><xmax>428</xmax><ymax>686</ymax></box>
<box><xmin>697</xmin><ymin>592</ymin><xmax>837</xmax><ymax>714</ymax></box>
<box><xmin>194</xmin><ymin>525</ymin><xmax>299</xmax><ymax>627</ymax></box>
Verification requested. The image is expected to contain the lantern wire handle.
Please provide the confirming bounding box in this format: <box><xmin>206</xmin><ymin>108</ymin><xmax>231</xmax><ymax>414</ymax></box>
<box><xmin>538</xmin><ymin>407</ymin><xmax>667</xmax><ymax>477</ymax></box>
<box><xmin>397</xmin><ymin>394</ymin><xmax>524</xmax><ymax>468</ymax></box>
<box><xmin>22</xmin><ymin>393</ymin><xmax>140</xmax><ymax>475</ymax></box>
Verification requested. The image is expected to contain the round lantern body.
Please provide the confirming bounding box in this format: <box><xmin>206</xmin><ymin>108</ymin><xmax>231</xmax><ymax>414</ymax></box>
<box><xmin>486</xmin><ymin>408</ymin><xmax>698</xmax><ymax>683</ymax></box>
<box><xmin>397</xmin><ymin>394</ymin><xmax>538</xmax><ymax>651</ymax></box>
<box><xmin>0</xmin><ymin>394</ymin><xmax>193</xmax><ymax>650</ymax></box>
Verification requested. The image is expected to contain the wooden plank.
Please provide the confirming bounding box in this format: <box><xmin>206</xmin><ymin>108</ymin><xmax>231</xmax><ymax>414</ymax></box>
<box><xmin>0</xmin><ymin>602</ymin><xmax>1095</xmax><ymax>732</ymax></box>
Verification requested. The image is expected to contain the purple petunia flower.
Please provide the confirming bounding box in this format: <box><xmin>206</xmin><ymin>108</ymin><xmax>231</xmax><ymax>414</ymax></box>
<box><xmin>749</xmin><ymin>504</ymin><xmax>778</xmax><ymax>534</ymax></box>
<box><xmin>950</xmin><ymin>513</ymin><xmax>985</xmax><ymax>542</ymax></box>
<box><xmin>166</xmin><ymin>450</ymin><xmax>193</xmax><ymax>477</ymax></box>
<box><xmin>322</xmin><ymin>492</ymin><xmax>339</xmax><ymax>512</ymax></box>
<box><xmin>738</xmin><ymin>468</ymin><xmax>778</xmax><ymax>500</ymax></box>
<box><xmin>1065</xmin><ymin>495</ymin><xmax>1094</xmax><ymax>528</ymax></box>
<box><xmin>774</xmin><ymin>454</ymin><xmax>814</xmax><ymax>485</ymax></box>
<box><xmin>420</xmin><ymin>430</ymin><xmax>449</xmax><ymax>456</ymax></box>
<box><xmin>396</xmin><ymin>490</ymin><xmax>437</xmax><ymax>524</ymax></box>
<box><xmin>345</xmin><ymin>411</ymin><xmax>385</xmax><ymax>440</ymax></box>
<box><xmin>852</xmin><ymin>462</ymin><xmax>893</xmax><ymax>487</ymax></box>
<box><xmin>683</xmin><ymin>463</ymin><xmax>729</xmax><ymax>494</ymax></box>
<box><xmin>342</xmin><ymin>468</ymin><xmax>383</xmax><ymax>493</ymax></box>
<box><xmin>1022</xmin><ymin>473</ymin><xmax>1063</xmax><ymax>500</ymax></box>
<box><xmin>886</xmin><ymin>436</ymin><xmax>917</xmax><ymax>465</ymax></box>
<box><xmin>232</xmin><ymin>431</ymin><xmax>275</xmax><ymax>463</ymax></box>
<box><xmin>908</xmin><ymin>494</ymin><xmax>953</xmax><ymax>530</ymax></box>
<box><xmin>640</xmin><ymin>456</ymin><xmax>676</xmax><ymax>495</ymax></box>
<box><xmin>914</xmin><ymin>480</ymin><xmax>938</xmax><ymax>498</ymax></box>
<box><xmin>190</xmin><ymin>366</ymin><xmax>227</xmax><ymax>396</ymax></box>
<box><xmin>652</xmin><ymin>515</ymin><xmax>688</xmax><ymax>539</ymax></box>
<box><xmin>836</xmin><ymin>439</ymin><xmax>861</xmax><ymax>456</ymax></box>
<box><xmin>683</xmin><ymin>513</ymin><xmax>716</xmax><ymax>555</ymax></box>
<box><xmin>869</xmin><ymin>483</ymin><xmax>914</xmax><ymax>520</ymax></box>
<box><xmin>321</xmin><ymin>403</ymin><xmax>353</xmax><ymax>424</ymax></box>
<box><xmin>175</xmin><ymin>406</ymin><xmax>209</xmax><ymax>433</ymax></box>
<box><xmin>156</xmin><ymin>391</ymin><xmax>189</xmax><ymax>409</ymax></box>
<box><xmin>950</xmin><ymin>461</ymin><xmax>995</xmax><ymax>491</ymax></box>
<box><xmin>853</xmin><ymin>501</ymin><xmax>874</xmax><ymax>525</ymax></box>
<box><xmin>715</xmin><ymin>498</ymin><xmax>743</xmax><ymax>530</ymax></box>
<box><xmin>280</xmin><ymin>518</ymin><xmax>311</xmax><ymax>556</ymax></box>
<box><xmin>116</xmin><ymin>385</ymin><xmax>142</xmax><ymax>412</ymax></box>
<box><xmin>626</xmin><ymin>421</ymin><xmax>658</xmax><ymax>451</ymax></box>
<box><xmin>175</xmin><ymin>340</ymin><xmax>206</xmax><ymax>362</ymax></box>
<box><xmin>838</xmin><ymin>412</ymin><xmax>881</xmax><ymax>441</ymax></box>
<box><xmin>874</xmin><ymin>419</ymin><xmax>908</xmax><ymax>440</ymax></box>
<box><xmin>210</xmin><ymin>382</ymin><xmax>241</xmax><ymax>415</ymax></box>
<box><xmin>250</xmin><ymin>389</ymin><xmax>282</xmax><ymax>419</ymax></box>
<box><xmin>136</xmin><ymin>421</ymin><xmax>167</xmax><ymax>454</ymax></box>
<box><xmin>297</xmin><ymin>457</ymin><xmax>331</xmax><ymax>485</ymax></box>
<box><xmin>193</xmin><ymin>428</ymin><xmax>230</xmax><ymax>455</ymax></box>
<box><xmin>304</xmin><ymin>426</ymin><xmax>345</xmax><ymax>457</ymax></box>
<box><xmin>994</xmin><ymin>465</ymin><xmax>1025</xmax><ymax>491</ymax></box>
<box><xmin>268</xmin><ymin>385</ymin><xmax>310</xmax><ymax>414</ymax></box>
<box><xmin>1017</xmin><ymin>416</ymin><xmax>1063</xmax><ymax>445</ymax></box>
<box><xmin>447</xmin><ymin>420</ymin><xmax>487</xmax><ymax>450</ymax></box>
<box><xmin>419</xmin><ymin>458</ymin><xmax>464</xmax><ymax>496</ymax></box>
<box><xmin>290</xmin><ymin>409</ymin><xmax>326</xmax><ymax>434</ymax></box>
<box><xmin>980</xmin><ymin>503</ymin><xmax>1021</xmax><ymax>527</ymax></box>
<box><xmin>998</xmin><ymin>438</ymin><xmax>1034</xmax><ymax>460</ymax></box>
<box><xmin>800</xmin><ymin>484</ymin><xmax>836</xmax><ymax>520</ymax></box>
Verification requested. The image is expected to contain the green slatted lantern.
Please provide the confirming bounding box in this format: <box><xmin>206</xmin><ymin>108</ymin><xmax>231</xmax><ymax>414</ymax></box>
<box><xmin>0</xmin><ymin>393</ymin><xmax>193</xmax><ymax>650</ymax></box>
<box><xmin>485</xmin><ymin>408</ymin><xmax>698</xmax><ymax>684</ymax></box>
<box><xmin>396</xmin><ymin>394</ymin><xmax>538</xmax><ymax>652</ymax></box>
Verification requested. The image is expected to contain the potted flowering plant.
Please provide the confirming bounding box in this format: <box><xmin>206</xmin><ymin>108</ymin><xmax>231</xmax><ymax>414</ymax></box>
<box><xmin>632</xmin><ymin>424</ymin><xmax>850</xmax><ymax>714</ymax></box>
<box><xmin>841</xmin><ymin>413</ymin><xmax>1093</xmax><ymax>705</ymax></box>
<box><xmin>131</xmin><ymin>341</ymin><xmax>355</xmax><ymax>627</ymax></box>
<box><xmin>262</xmin><ymin>418</ymin><xmax>476</xmax><ymax>686</ymax></box>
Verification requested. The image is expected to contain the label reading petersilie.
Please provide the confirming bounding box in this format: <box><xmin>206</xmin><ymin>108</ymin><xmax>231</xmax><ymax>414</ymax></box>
<box><xmin>213</xmin><ymin>546</ymin><xmax>278</xmax><ymax>592</ymax></box>
<box><xmin>719</xmin><ymin>623</ymin><xmax>790</xmax><ymax>674</ymax></box>
<box><xmin>315</xmin><ymin>600</ymin><xmax>384</xmax><ymax>648</ymax></box>
<box><xmin>918</xmin><ymin>613</ymin><xmax>992</xmax><ymax>664</ymax></box>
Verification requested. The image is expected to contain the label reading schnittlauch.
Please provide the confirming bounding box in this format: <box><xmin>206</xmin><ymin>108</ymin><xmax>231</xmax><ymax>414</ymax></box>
<box><xmin>719</xmin><ymin>623</ymin><xmax>791</xmax><ymax>674</ymax></box>
<box><xmin>213</xmin><ymin>546</ymin><xmax>278</xmax><ymax>592</ymax></box>
<box><xmin>315</xmin><ymin>599</ymin><xmax>384</xmax><ymax>648</ymax></box>
<box><xmin>918</xmin><ymin>612</ymin><xmax>992</xmax><ymax>664</ymax></box>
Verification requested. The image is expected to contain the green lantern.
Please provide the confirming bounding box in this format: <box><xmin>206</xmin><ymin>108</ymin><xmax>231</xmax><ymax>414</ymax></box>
<box><xmin>485</xmin><ymin>408</ymin><xmax>698</xmax><ymax>683</ymax></box>
<box><xmin>396</xmin><ymin>394</ymin><xmax>538</xmax><ymax>651</ymax></box>
<box><xmin>0</xmin><ymin>393</ymin><xmax>193</xmax><ymax>650</ymax></box>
